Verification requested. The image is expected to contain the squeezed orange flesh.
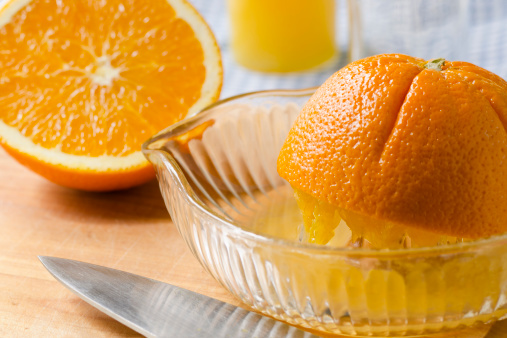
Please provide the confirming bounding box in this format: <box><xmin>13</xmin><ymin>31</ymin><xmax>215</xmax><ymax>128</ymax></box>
<box><xmin>294</xmin><ymin>188</ymin><xmax>460</xmax><ymax>249</ymax></box>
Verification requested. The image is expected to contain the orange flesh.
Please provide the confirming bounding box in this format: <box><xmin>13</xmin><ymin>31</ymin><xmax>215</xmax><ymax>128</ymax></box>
<box><xmin>294</xmin><ymin>188</ymin><xmax>461</xmax><ymax>249</ymax></box>
<box><xmin>0</xmin><ymin>0</ymin><xmax>207</xmax><ymax>157</ymax></box>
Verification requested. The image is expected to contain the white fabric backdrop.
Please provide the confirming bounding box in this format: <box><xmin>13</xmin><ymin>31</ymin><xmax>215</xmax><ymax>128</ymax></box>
<box><xmin>190</xmin><ymin>0</ymin><xmax>507</xmax><ymax>99</ymax></box>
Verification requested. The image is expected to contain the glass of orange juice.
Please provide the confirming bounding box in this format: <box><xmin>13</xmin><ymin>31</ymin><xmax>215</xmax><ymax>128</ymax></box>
<box><xmin>227</xmin><ymin>0</ymin><xmax>337</xmax><ymax>73</ymax></box>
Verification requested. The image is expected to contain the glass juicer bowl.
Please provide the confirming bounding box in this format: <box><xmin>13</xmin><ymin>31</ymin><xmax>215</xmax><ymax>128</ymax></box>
<box><xmin>142</xmin><ymin>88</ymin><xmax>507</xmax><ymax>337</ymax></box>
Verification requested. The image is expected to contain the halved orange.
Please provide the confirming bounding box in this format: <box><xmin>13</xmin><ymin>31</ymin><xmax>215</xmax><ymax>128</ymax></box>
<box><xmin>278</xmin><ymin>54</ymin><xmax>507</xmax><ymax>246</ymax></box>
<box><xmin>0</xmin><ymin>0</ymin><xmax>222</xmax><ymax>191</ymax></box>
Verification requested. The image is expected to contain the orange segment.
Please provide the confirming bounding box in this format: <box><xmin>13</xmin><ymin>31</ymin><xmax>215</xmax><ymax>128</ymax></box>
<box><xmin>0</xmin><ymin>0</ymin><xmax>222</xmax><ymax>191</ymax></box>
<box><xmin>278</xmin><ymin>54</ymin><xmax>507</xmax><ymax>241</ymax></box>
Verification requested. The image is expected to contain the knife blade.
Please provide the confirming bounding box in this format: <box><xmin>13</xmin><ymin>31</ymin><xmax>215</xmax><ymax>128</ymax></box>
<box><xmin>39</xmin><ymin>256</ymin><xmax>318</xmax><ymax>338</ymax></box>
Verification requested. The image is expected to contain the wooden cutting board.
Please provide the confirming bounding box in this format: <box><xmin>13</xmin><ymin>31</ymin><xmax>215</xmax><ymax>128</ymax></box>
<box><xmin>0</xmin><ymin>147</ymin><xmax>505</xmax><ymax>337</ymax></box>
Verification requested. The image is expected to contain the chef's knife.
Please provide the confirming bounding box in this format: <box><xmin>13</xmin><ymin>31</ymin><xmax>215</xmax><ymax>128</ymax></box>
<box><xmin>39</xmin><ymin>256</ymin><xmax>318</xmax><ymax>338</ymax></box>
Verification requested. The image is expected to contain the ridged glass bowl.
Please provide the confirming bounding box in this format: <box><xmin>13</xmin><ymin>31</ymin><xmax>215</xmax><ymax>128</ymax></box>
<box><xmin>142</xmin><ymin>88</ymin><xmax>507</xmax><ymax>337</ymax></box>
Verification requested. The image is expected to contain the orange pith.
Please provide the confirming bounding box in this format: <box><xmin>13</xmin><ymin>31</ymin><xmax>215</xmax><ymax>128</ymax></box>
<box><xmin>278</xmin><ymin>54</ymin><xmax>507</xmax><ymax>240</ymax></box>
<box><xmin>0</xmin><ymin>0</ymin><xmax>222</xmax><ymax>191</ymax></box>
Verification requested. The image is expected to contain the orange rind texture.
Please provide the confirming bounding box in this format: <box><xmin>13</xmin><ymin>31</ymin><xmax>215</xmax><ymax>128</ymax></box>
<box><xmin>278</xmin><ymin>54</ymin><xmax>507</xmax><ymax>239</ymax></box>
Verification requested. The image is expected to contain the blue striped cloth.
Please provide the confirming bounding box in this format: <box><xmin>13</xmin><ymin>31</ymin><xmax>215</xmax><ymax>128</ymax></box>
<box><xmin>190</xmin><ymin>0</ymin><xmax>507</xmax><ymax>99</ymax></box>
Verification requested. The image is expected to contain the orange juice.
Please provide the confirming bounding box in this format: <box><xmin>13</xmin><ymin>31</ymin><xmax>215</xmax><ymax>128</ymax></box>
<box><xmin>227</xmin><ymin>0</ymin><xmax>337</xmax><ymax>72</ymax></box>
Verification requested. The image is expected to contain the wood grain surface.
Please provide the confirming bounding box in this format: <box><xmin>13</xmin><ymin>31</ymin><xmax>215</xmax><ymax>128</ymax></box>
<box><xmin>0</xmin><ymin>147</ymin><xmax>505</xmax><ymax>337</ymax></box>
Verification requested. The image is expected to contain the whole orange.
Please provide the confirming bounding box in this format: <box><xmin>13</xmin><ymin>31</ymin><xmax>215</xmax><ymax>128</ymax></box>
<box><xmin>277</xmin><ymin>54</ymin><xmax>507</xmax><ymax>239</ymax></box>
